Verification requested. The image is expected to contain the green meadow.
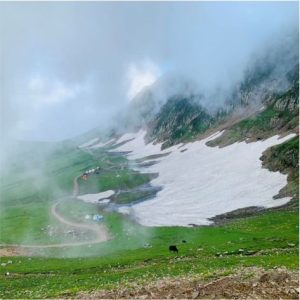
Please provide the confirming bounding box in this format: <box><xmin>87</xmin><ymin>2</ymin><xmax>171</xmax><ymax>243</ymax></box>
<box><xmin>0</xmin><ymin>140</ymin><xmax>298</xmax><ymax>298</ymax></box>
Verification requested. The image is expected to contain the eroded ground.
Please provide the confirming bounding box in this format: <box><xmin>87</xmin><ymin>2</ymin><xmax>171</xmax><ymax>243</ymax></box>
<box><xmin>78</xmin><ymin>267</ymin><xmax>299</xmax><ymax>299</ymax></box>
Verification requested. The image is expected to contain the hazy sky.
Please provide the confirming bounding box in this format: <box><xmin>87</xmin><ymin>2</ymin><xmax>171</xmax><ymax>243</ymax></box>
<box><xmin>0</xmin><ymin>2</ymin><xmax>298</xmax><ymax>141</ymax></box>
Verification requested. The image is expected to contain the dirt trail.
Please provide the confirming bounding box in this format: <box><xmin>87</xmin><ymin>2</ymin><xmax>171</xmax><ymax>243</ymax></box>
<box><xmin>0</xmin><ymin>175</ymin><xmax>109</xmax><ymax>252</ymax></box>
<box><xmin>73</xmin><ymin>175</ymin><xmax>80</xmax><ymax>196</ymax></box>
<box><xmin>0</xmin><ymin>201</ymin><xmax>109</xmax><ymax>249</ymax></box>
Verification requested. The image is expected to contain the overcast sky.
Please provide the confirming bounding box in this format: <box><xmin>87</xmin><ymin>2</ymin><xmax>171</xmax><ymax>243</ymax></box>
<box><xmin>0</xmin><ymin>2</ymin><xmax>298</xmax><ymax>141</ymax></box>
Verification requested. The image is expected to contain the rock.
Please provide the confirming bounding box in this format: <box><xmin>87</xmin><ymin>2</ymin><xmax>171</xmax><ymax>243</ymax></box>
<box><xmin>259</xmin><ymin>273</ymin><xmax>271</xmax><ymax>283</ymax></box>
<box><xmin>273</xmin><ymin>272</ymin><xmax>291</xmax><ymax>283</ymax></box>
<box><xmin>192</xmin><ymin>291</ymin><xmax>199</xmax><ymax>298</ymax></box>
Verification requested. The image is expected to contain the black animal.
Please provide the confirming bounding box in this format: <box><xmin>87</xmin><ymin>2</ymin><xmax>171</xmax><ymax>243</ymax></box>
<box><xmin>182</xmin><ymin>240</ymin><xmax>187</xmax><ymax>243</ymax></box>
<box><xmin>169</xmin><ymin>245</ymin><xmax>178</xmax><ymax>253</ymax></box>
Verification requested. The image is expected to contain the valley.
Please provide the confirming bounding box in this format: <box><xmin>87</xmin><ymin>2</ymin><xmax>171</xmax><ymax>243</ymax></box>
<box><xmin>0</xmin><ymin>104</ymin><xmax>298</xmax><ymax>297</ymax></box>
<box><xmin>1</xmin><ymin>3</ymin><xmax>298</xmax><ymax>297</ymax></box>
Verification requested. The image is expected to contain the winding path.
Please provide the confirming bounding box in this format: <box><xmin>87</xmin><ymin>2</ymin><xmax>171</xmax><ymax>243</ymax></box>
<box><xmin>73</xmin><ymin>175</ymin><xmax>80</xmax><ymax>196</ymax></box>
<box><xmin>0</xmin><ymin>176</ymin><xmax>110</xmax><ymax>249</ymax></box>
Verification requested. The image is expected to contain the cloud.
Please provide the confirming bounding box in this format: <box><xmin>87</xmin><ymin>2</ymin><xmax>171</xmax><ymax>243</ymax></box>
<box><xmin>28</xmin><ymin>75</ymin><xmax>88</xmax><ymax>108</ymax></box>
<box><xmin>0</xmin><ymin>1</ymin><xmax>298</xmax><ymax>141</ymax></box>
<box><xmin>126</xmin><ymin>61</ymin><xmax>161</xmax><ymax>100</ymax></box>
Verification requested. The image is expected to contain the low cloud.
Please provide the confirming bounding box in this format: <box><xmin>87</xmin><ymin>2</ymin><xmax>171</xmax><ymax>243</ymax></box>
<box><xmin>126</xmin><ymin>61</ymin><xmax>161</xmax><ymax>101</ymax></box>
<box><xmin>0</xmin><ymin>1</ymin><xmax>298</xmax><ymax>141</ymax></box>
<box><xmin>28</xmin><ymin>75</ymin><xmax>87</xmax><ymax>107</ymax></box>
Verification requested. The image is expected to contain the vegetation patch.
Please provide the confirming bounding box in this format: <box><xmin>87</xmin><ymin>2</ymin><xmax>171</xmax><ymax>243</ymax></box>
<box><xmin>78</xmin><ymin>169</ymin><xmax>156</xmax><ymax>195</ymax></box>
<box><xmin>207</xmin><ymin>82</ymin><xmax>298</xmax><ymax>148</ymax></box>
<box><xmin>261</xmin><ymin>136</ymin><xmax>299</xmax><ymax>205</ymax></box>
<box><xmin>148</xmin><ymin>96</ymin><xmax>214</xmax><ymax>149</ymax></box>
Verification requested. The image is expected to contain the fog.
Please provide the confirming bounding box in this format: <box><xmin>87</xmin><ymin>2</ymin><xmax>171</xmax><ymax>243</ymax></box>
<box><xmin>0</xmin><ymin>2</ymin><xmax>298</xmax><ymax>143</ymax></box>
<box><xmin>0</xmin><ymin>2</ymin><xmax>298</xmax><ymax>258</ymax></box>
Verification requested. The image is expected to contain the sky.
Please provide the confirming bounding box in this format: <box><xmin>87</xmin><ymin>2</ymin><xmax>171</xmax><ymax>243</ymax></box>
<box><xmin>0</xmin><ymin>1</ymin><xmax>298</xmax><ymax>141</ymax></box>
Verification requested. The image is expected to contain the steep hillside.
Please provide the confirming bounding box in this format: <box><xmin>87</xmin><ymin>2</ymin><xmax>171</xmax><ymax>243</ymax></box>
<box><xmin>147</xmin><ymin>96</ymin><xmax>214</xmax><ymax>149</ymax></box>
<box><xmin>261</xmin><ymin>136</ymin><xmax>299</xmax><ymax>204</ymax></box>
<box><xmin>207</xmin><ymin>75</ymin><xmax>299</xmax><ymax>147</ymax></box>
<box><xmin>148</xmin><ymin>62</ymin><xmax>298</xmax><ymax>147</ymax></box>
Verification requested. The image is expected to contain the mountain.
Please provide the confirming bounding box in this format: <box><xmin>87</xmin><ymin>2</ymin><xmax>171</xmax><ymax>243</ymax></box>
<box><xmin>108</xmin><ymin>42</ymin><xmax>296</xmax><ymax>152</ymax></box>
<box><xmin>146</xmin><ymin>95</ymin><xmax>213</xmax><ymax>148</ymax></box>
<box><xmin>74</xmin><ymin>40</ymin><xmax>299</xmax><ymax>225</ymax></box>
<box><xmin>79</xmin><ymin>40</ymin><xmax>298</xmax><ymax>151</ymax></box>
<box><xmin>143</xmin><ymin>57</ymin><xmax>299</xmax><ymax>149</ymax></box>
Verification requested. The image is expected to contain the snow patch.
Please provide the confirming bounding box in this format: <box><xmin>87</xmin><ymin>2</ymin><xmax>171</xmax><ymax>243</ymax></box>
<box><xmin>98</xmin><ymin>199</ymin><xmax>110</xmax><ymax>204</ymax></box>
<box><xmin>77</xmin><ymin>190</ymin><xmax>115</xmax><ymax>204</ymax></box>
<box><xmin>115</xmin><ymin>131</ymin><xmax>142</xmax><ymax>144</ymax></box>
<box><xmin>79</xmin><ymin>138</ymin><xmax>99</xmax><ymax>148</ymax></box>
<box><xmin>90</xmin><ymin>138</ymin><xmax>116</xmax><ymax>149</ymax></box>
<box><xmin>113</xmin><ymin>130</ymin><xmax>296</xmax><ymax>227</ymax></box>
<box><xmin>110</xmin><ymin>129</ymin><xmax>175</xmax><ymax>160</ymax></box>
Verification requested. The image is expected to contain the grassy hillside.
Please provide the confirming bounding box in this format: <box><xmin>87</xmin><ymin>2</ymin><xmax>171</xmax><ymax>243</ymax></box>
<box><xmin>0</xmin><ymin>141</ymin><xmax>298</xmax><ymax>298</ymax></box>
<box><xmin>207</xmin><ymin>80</ymin><xmax>299</xmax><ymax>148</ymax></box>
<box><xmin>0</xmin><ymin>86</ymin><xmax>298</xmax><ymax>298</ymax></box>
<box><xmin>0</xmin><ymin>143</ymin><xmax>99</xmax><ymax>245</ymax></box>
<box><xmin>0</xmin><ymin>143</ymin><xmax>158</xmax><ymax>247</ymax></box>
<box><xmin>261</xmin><ymin>136</ymin><xmax>299</xmax><ymax>205</ymax></box>
<box><xmin>0</xmin><ymin>209</ymin><xmax>298</xmax><ymax>298</ymax></box>
<box><xmin>148</xmin><ymin>96</ymin><xmax>213</xmax><ymax>149</ymax></box>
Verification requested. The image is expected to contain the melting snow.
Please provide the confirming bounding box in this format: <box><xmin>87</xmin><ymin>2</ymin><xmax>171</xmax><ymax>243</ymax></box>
<box><xmin>110</xmin><ymin>129</ymin><xmax>174</xmax><ymax>160</ymax></box>
<box><xmin>114</xmin><ymin>130</ymin><xmax>296</xmax><ymax>226</ymax></box>
<box><xmin>90</xmin><ymin>138</ymin><xmax>116</xmax><ymax>149</ymax></box>
<box><xmin>77</xmin><ymin>190</ymin><xmax>115</xmax><ymax>204</ymax></box>
<box><xmin>115</xmin><ymin>132</ymin><xmax>142</xmax><ymax>144</ymax></box>
<box><xmin>79</xmin><ymin>138</ymin><xmax>99</xmax><ymax>148</ymax></box>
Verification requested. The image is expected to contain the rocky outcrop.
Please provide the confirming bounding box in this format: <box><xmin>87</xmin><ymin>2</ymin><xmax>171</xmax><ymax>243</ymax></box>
<box><xmin>147</xmin><ymin>96</ymin><xmax>213</xmax><ymax>148</ymax></box>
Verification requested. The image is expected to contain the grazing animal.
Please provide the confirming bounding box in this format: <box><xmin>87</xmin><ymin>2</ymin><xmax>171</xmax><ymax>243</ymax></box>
<box><xmin>182</xmin><ymin>240</ymin><xmax>187</xmax><ymax>243</ymax></box>
<box><xmin>169</xmin><ymin>245</ymin><xmax>178</xmax><ymax>253</ymax></box>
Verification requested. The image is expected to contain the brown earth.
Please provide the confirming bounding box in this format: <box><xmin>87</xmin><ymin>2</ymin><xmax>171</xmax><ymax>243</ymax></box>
<box><xmin>0</xmin><ymin>246</ymin><xmax>28</xmax><ymax>257</ymax></box>
<box><xmin>77</xmin><ymin>267</ymin><xmax>299</xmax><ymax>299</ymax></box>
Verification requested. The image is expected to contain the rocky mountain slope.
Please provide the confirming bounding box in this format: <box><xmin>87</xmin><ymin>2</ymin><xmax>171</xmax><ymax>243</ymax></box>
<box><xmin>76</xmin><ymin>45</ymin><xmax>299</xmax><ymax>224</ymax></box>
<box><xmin>143</xmin><ymin>63</ymin><xmax>298</xmax><ymax>149</ymax></box>
<box><xmin>146</xmin><ymin>95</ymin><xmax>213</xmax><ymax>149</ymax></box>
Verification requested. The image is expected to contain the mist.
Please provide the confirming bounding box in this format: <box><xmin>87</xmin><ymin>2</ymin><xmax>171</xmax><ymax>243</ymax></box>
<box><xmin>0</xmin><ymin>2</ymin><xmax>298</xmax><ymax>144</ymax></box>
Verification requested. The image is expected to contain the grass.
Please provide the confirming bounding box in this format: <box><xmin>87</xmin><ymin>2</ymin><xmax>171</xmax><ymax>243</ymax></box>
<box><xmin>208</xmin><ymin>106</ymin><xmax>279</xmax><ymax>146</ymax></box>
<box><xmin>78</xmin><ymin>169</ymin><xmax>155</xmax><ymax>195</ymax></box>
<box><xmin>0</xmin><ymin>209</ymin><xmax>298</xmax><ymax>298</ymax></box>
<box><xmin>0</xmin><ymin>135</ymin><xmax>298</xmax><ymax>298</ymax></box>
<box><xmin>111</xmin><ymin>189</ymin><xmax>157</xmax><ymax>204</ymax></box>
<box><xmin>261</xmin><ymin>136</ymin><xmax>299</xmax><ymax>206</ymax></box>
<box><xmin>56</xmin><ymin>198</ymin><xmax>101</xmax><ymax>223</ymax></box>
<box><xmin>263</xmin><ymin>136</ymin><xmax>299</xmax><ymax>172</ymax></box>
<box><xmin>1</xmin><ymin>252</ymin><xmax>298</xmax><ymax>298</ymax></box>
<box><xmin>0</xmin><ymin>142</ymin><xmax>155</xmax><ymax>245</ymax></box>
<box><xmin>0</xmin><ymin>143</ymin><xmax>98</xmax><ymax>245</ymax></box>
<box><xmin>207</xmin><ymin>101</ymin><xmax>298</xmax><ymax>147</ymax></box>
<box><xmin>150</xmin><ymin>97</ymin><xmax>213</xmax><ymax>148</ymax></box>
